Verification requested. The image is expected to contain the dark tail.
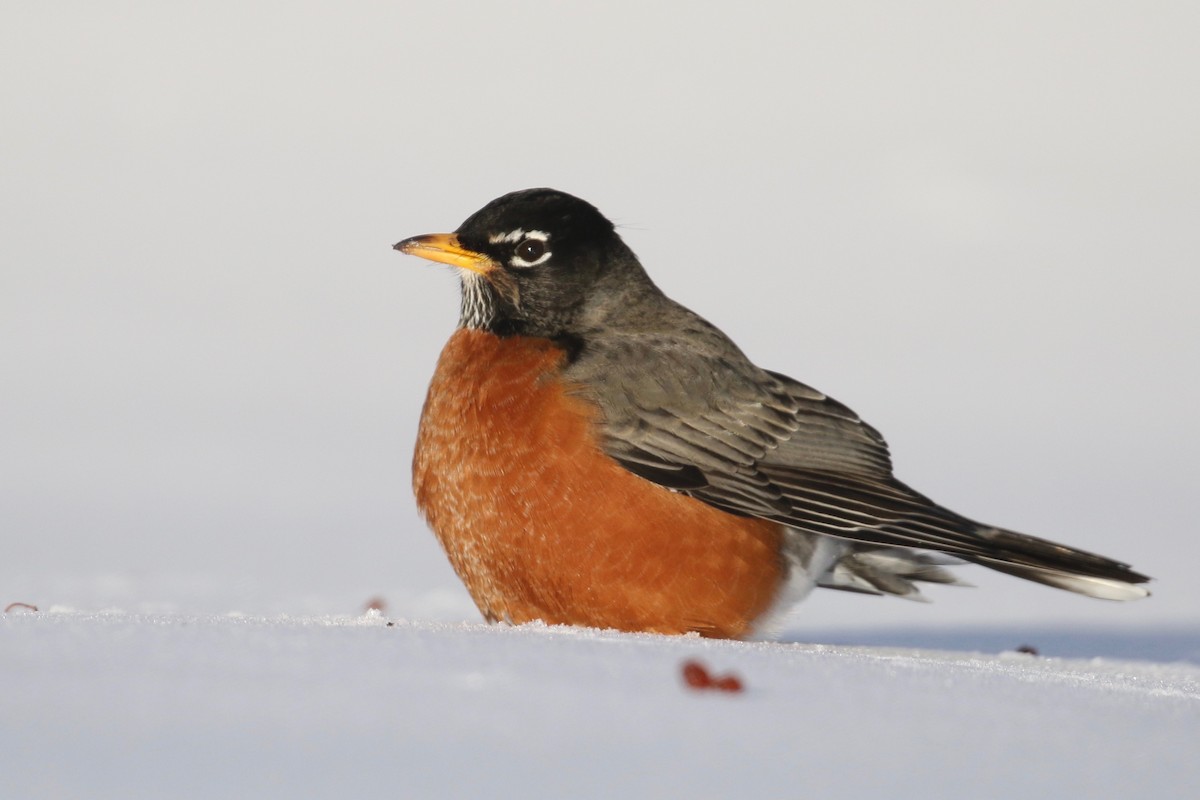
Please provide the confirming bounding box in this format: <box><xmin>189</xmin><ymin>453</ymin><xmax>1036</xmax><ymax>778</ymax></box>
<box><xmin>964</xmin><ymin>525</ymin><xmax>1150</xmax><ymax>600</ymax></box>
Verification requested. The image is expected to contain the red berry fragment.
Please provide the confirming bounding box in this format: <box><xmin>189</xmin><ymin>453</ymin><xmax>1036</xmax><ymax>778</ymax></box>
<box><xmin>681</xmin><ymin>659</ymin><xmax>744</xmax><ymax>693</ymax></box>
<box><xmin>713</xmin><ymin>675</ymin><xmax>744</xmax><ymax>693</ymax></box>
<box><xmin>363</xmin><ymin>596</ymin><xmax>387</xmax><ymax>614</ymax></box>
<box><xmin>681</xmin><ymin>660</ymin><xmax>713</xmax><ymax>689</ymax></box>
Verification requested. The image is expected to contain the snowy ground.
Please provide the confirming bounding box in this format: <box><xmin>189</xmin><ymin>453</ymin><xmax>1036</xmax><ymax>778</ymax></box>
<box><xmin>3</xmin><ymin>603</ymin><xmax>1197</xmax><ymax>800</ymax></box>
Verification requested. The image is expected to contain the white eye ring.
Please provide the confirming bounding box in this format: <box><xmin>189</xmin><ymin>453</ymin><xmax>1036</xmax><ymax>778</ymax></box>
<box><xmin>508</xmin><ymin>230</ymin><xmax>552</xmax><ymax>268</ymax></box>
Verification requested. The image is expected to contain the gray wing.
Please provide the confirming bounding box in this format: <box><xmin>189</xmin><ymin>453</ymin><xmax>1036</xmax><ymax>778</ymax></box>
<box><xmin>564</xmin><ymin>317</ymin><xmax>1148</xmax><ymax>588</ymax></box>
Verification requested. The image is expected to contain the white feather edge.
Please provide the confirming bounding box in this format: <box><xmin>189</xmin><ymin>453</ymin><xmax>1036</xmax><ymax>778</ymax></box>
<box><xmin>1009</xmin><ymin>564</ymin><xmax>1151</xmax><ymax>601</ymax></box>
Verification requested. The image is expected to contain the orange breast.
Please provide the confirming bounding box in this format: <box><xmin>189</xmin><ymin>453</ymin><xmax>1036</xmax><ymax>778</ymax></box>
<box><xmin>412</xmin><ymin>329</ymin><xmax>785</xmax><ymax>639</ymax></box>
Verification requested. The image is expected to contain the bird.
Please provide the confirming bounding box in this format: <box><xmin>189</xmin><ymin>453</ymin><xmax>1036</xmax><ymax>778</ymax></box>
<box><xmin>393</xmin><ymin>188</ymin><xmax>1150</xmax><ymax>639</ymax></box>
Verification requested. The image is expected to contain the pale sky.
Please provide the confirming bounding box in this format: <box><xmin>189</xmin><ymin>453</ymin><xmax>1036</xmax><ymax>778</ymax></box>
<box><xmin>2</xmin><ymin>2</ymin><xmax>1196</xmax><ymax>629</ymax></box>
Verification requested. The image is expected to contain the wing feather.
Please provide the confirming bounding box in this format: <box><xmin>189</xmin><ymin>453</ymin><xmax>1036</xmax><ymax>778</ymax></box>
<box><xmin>564</xmin><ymin>315</ymin><xmax>1148</xmax><ymax>588</ymax></box>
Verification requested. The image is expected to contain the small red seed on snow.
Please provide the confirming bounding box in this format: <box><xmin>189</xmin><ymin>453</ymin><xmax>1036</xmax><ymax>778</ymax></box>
<box><xmin>363</xmin><ymin>597</ymin><xmax>387</xmax><ymax>613</ymax></box>
<box><xmin>713</xmin><ymin>675</ymin><xmax>744</xmax><ymax>693</ymax></box>
<box><xmin>681</xmin><ymin>660</ymin><xmax>713</xmax><ymax>689</ymax></box>
<box><xmin>682</xmin><ymin>659</ymin><xmax>745</xmax><ymax>693</ymax></box>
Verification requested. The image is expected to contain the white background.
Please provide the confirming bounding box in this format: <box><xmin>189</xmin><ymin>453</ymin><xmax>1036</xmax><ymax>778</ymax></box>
<box><xmin>3</xmin><ymin>1</ymin><xmax>1197</xmax><ymax>632</ymax></box>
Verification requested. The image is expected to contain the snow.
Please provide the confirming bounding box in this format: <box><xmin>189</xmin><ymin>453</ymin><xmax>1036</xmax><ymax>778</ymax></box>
<box><xmin>4</xmin><ymin>607</ymin><xmax>1198</xmax><ymax>799</ymax></box>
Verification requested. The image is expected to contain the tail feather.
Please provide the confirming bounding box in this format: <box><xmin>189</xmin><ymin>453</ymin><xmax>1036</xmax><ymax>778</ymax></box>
<box><xmin>809</xmin><ymin>526</ymin><xmax>1151</xmax><ymax>603</ymax></box>
<box><xmin>974</xmin><ymin>556</ymin><xmax>1150</xmax><ymax>601</ymax></box>
<box><xmin>963</xmin><ymin>525</ymin><xmax>1151</xmax><ymax>600</ymax></box>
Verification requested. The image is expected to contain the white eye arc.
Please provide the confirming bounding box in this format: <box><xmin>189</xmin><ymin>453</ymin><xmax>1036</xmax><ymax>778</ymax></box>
<box><xmin>495</xmin><ymin>229</ymin><xmax>552</xmax><ymax>268</ymax></box>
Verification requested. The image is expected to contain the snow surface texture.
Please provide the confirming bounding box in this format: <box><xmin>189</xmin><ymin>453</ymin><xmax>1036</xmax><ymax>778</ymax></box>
<box><xmin>3</xmin><ymin>609</ymin><xmax>1198</xmax><ymax>800</ymax></box>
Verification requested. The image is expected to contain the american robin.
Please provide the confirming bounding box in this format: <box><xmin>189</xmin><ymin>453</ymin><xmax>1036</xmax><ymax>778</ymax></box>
<box><xmin>394</xmin><ymin>188</ymin><xmax>1149</xmax><ymax>639</ymax></box>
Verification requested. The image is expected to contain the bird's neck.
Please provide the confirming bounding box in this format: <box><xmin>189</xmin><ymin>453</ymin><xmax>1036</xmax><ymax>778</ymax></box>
<box><xmin>458</xmin><ymin>272</ymin><xmax>502</xmax><ymax>331</ymax></box>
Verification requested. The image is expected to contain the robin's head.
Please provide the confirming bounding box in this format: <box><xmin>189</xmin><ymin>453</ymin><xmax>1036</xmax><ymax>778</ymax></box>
<box><xmin>394</xmin><ymin>189</ymin><xmax>657</xmax><ymax>337</ymax></box>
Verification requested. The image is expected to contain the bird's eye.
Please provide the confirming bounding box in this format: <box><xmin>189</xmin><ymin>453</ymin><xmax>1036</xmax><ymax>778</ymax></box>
<box><xmin>517</xmin><ymin>239</ymin><xmax>544</xmax><ymax>261</ymax></box>
<box><xmin>510</xmin><ymin>236</ymin><xmax>551</xmax><ymax>268</ymax></box>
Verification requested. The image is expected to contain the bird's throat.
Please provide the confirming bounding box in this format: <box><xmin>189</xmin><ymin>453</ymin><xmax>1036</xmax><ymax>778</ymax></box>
<box><xmin>458</xmin><ymin>272</ymin><xmax>501</xmax><ymax>331</ymax></box>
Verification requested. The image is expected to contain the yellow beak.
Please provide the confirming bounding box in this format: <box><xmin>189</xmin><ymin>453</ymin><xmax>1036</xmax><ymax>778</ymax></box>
<box><xmin>392</xmin><ymin>233</ymin><xmax>499</xmax><ymax>276</ymax></box>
